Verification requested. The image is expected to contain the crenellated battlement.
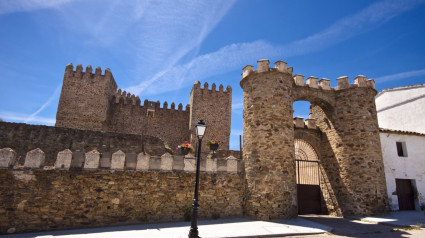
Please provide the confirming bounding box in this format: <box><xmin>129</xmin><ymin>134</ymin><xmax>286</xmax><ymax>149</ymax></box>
<box><xmin>65</xmin><ymin>63</ymin><xmax>117</xmax><ymax>89</ymax></box>
<box><xmin>241</xmin><ymin>59</ymin><xmax>375</xmax><ymax>90</ymax></box>
<box><xmin>0</xmin><ymin>147</ymin><xmax>242</xmax><ymax>173</ymax></box>
<box><xmin>192</xmin><ymin>81</ymin><xmax>232</xmax><ymax>94</ymax></box>
<box><xmin>293</xmin><ymin>117</ymin><xmax>317</xmax><ymax>130</ymax></box>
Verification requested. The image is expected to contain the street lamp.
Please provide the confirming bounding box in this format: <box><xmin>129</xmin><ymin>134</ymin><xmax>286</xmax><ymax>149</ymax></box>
<box><xmin>188</xmin><ymin>120</ymin><xmax>206</xmax><ymax>238</ymax></box>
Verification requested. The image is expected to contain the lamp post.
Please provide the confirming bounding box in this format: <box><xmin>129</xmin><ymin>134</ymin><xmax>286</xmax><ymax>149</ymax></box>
<box><xmin>188</xmin><ymin>120</ymin><xmax>206</xmax><ymax>238</ymax></box>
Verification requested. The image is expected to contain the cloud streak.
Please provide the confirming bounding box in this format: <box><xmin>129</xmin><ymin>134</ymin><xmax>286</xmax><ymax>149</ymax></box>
<box><xmin>0</xmin><ymin>0</ymin><xmax>75</xmax><ymax>15</ymax></box>
<box><xmin>126</xmin><ymin>0</ymin><xmax>425</xmax><ymax>96</ymax></box>
<box><xmin>24</xmin><ymin>84</ymin><xmax>62</xmax><ymax>123</ymax></box>
<box><xmin>375</xmin><ymin>68</ymin><xmax>425</xmax><ymax>82</ymax></box>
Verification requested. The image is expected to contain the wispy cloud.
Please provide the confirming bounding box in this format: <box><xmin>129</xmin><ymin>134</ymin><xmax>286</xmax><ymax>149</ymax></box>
<box><xmin>0</xmin><ymin>0</ymin><xmax>74</xmax><ymax>15</ymax></box>
<box><xmin>127</xmin><ymin>0</ymin><xmax>425</xmax><ymax>96</ymax></box>
<box><xmin>0</xmin><ymin>111</ymin><xmax>55</xmax><ymax>125</ymax></box>
<box><xmin>375</xmin><ymin>68</ymin><xmax>425</xmax><ymax>82</ymax></box>
<box><xmin>24</xmin><ymin>84</ymin><xmax>62</xmax><ymax>123</ymax></box>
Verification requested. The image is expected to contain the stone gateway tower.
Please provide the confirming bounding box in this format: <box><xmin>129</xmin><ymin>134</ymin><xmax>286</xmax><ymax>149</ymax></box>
<box><xmin>240</xmin><ymin>59</ymin><xmax>388</xmax><ymax>219</ymax></box>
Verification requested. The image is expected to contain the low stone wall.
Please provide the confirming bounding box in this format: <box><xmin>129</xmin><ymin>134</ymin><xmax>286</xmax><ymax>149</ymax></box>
<box><xmin>0</xmin><ymin>148</ymin><xmax>244</xmax><ymax>234</ymax></box>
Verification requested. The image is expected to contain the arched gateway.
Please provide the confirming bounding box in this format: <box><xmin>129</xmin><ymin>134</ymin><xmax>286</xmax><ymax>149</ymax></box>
<box><xmin>240</xmin><ymin>59</ymin><xmax>388</xmax><ymax>219</ymax></box>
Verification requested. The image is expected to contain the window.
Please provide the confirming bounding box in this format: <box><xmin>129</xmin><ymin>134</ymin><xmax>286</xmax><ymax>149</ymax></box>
<box><xmin>396</xmin><ymin>142</ymin><xmax>408</xmax><ymax>157</ymax></box>
<box><xmin>147</xmin><ymin>109</ymin><xmax>155</xmax><ymax>118</ymax></box>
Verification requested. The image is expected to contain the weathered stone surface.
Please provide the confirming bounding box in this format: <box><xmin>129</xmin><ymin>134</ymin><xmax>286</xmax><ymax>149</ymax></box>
<box><xmin>84</xmin><ymin>150</ymin><xmax>100</xmax><ymax>169</ymax></box>
<box><xmin>184</xmin><ymin>156</ymin><xmax>196</xmax><ymax>172</ymax></box>
<box><xmin>111</xmin><ymin>150</ymin><xmax>125</xmax><ymax>170</ymax></box>
<box><xmin>172</xmin><ymin>156</ymin><xmax>184</xmax><ymax>171</ymax></box>
<box><xmin>136</xmin><ymin>153</ymin><xmax>150</xmax><ymax>171</ymax></box>
<box><xmin>240</xmin><ymin>59</ymin><xmax>387</xmax><ymax>219</ymax></box>
<box><xmin>241</xmin><ymin>68</ymin><xmax>298</xmax><ymax>220</ymax></box>
<box><xmin>0</xmin><ymin>169</ymin><xmax>244</xmax><ymax>234</ymax></box>
<box><xmin>0</xmin><ymin>148</ymin><xmax>16</xmax><ymax>168</ymax></box>
<box><xmin>226</xmin><ymin>156</ymin><xmax>238</xmax><ymax>173</ymax></box>
<box><xmin>206</xmin><ymin>158</ymin><xmax>217</xmax><ymax>172</ymax></box>
<box><xmin>0</xmin><ymin>121</ymin><xmax>168</xmax><ymax>166</ymax></box>
<box><xmin>24</xmin><ymin>148</ymin><xmax>45</xmax><ymax>168</ymax></box>
<box><xmin>55</xmin><ymin>149</ymin><xmax>72</xmax><ymax>170</ymax></box>
<box><xmin>160</xmin><ymin>153</ymin><xmax>173</xmax><ymax>171</ymax></box>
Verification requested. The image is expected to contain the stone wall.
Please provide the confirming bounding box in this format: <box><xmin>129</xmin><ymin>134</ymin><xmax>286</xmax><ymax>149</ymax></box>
<box><xmin>108</xmin><ymin>97</ymin><xmax>190</xmax><ymax>149</ymax></box>
<box><xmin>0</xmin><ymin>148</ymin><xmax>244</xmax><ymax>234</ymax></box>
<box><xmin>55</xmin><ymin>64</ymin><xmax>233</xmax><ymax>150</ymax></box>
<box><xmin>240</xmin><ymin>60</ymin><xmax>297</xmax><ymax>220</ymax></box>
<box><xmin>189</xmin><ymin>81</ymin><xmax>232</xmax><ymax>150</ymax></box>
<box><xmin>56</xmin><ymin>64</ymin><xmax>118</xmax><ymax>131</ymax></box>
<box><xmin>0</xmin><ymin>122</ymin><xmax>168</xmax><ymax>166</ymax></box>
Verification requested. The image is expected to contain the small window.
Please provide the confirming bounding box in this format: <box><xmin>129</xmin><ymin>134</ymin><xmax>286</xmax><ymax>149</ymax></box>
<box><xmin>396</xmin><ymin>142</ymin><xmax>408</xmax><ymax>157</ymax></box>
<box><xmin>147</xmin><ymin>109</ymin><xmax>155</xmax><ymax>118</ymax></box>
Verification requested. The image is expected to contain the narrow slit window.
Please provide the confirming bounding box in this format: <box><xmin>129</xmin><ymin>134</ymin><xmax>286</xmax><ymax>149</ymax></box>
<box><xmin>396</xmin><ymin>142</ymin><xmax>408</xmax><ymax>157</ymax></box>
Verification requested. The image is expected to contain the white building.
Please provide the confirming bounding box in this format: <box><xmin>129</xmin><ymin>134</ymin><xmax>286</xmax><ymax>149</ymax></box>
<box><xmin>376</xmin><ymin>84</ymin><xmax>425</xmax><ymax>211</ymax></box>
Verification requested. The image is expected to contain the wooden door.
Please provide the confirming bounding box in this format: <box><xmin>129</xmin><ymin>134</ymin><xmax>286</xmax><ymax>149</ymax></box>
<box><xmin>396</xmin><ymin>179</ymin><xmax>415</xmax><ymax>210</ymax></box>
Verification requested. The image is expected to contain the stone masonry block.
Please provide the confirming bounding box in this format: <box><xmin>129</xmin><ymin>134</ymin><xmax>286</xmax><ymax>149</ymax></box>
<box><xmin>24</xmin><ymin>148</ymin><xmax>45</xmax><ymax>168</ymax></box>
<box><xmin>257</xmin><ymin>59</ymin><xmax>269</xmax><ymax>73</ymax></box>
<box><xmin>206</xmin><ymin>158</ymin><xmax>217</xmax><ymax>172</ymax></box>
<box><xmin>84</xmin><ymin>150</ymin><xmax>100</xmax><ymax>169</ymax></box>
<box><xmin>354</xmin><ymin>75</ymin><xmax>367</xmax><ymax>87</ymax></box>
<box><xmin>336</xmin><ymin>76</ymin><xmax>349</xmax><ymax>90</ymax></box>
<box><xmin>293</xmin><ymin>74</ymin><xmax>305</xmax><ymax>86</ymax></box>
<box><xmin>274</xmin><ymin>60</ymin><xmax>287</xmax><ymax>73</ymax></box>
<box><xmin>184</xmin><ymin>155</ymin><xmax>196</xmax><ymax>172</ymax></box>
<box><xmin>0</xmin><ymin>148</ymin><xmax>17</xmax><ymax>168</ymax></box>
<box><xmin>172</xmin><ymin>156</ymin><xmax>185</xmax><ymax>171</ymax></box>
<box><xmin>217</xmin><ymin>158</ymin><xmax>227</xmax><ymax>172</ymax></box>
<box><xmin>367</xmin><ymin>79</ymin><xmax>375</xmax><ymax>89</ymax></box>
<box><xmin>160</xmin><ymin>153</ymin><xmax>173</xmax><ymax>171</ymax></box>
<box><xmin>136</xmin><ymin>153</ymin><xmax>150</xmax><ymax>171</ymax></box>
<box><xmin>306</xmin><ymin>76</ymin><xmax>319</xmax><ymax>88</ymax></box>
<box><xmin>294</xmin><ymin>117</ymin><xmax>305</xmax><ymax>128</ymax></box>
<box><xmin>319</xmin><ymin>78</ymin><xmax>331</xmax><ymax>90</ymax></box>
<box><xmin>305</xmin><ymin>118</ymin><xmax>317</xmax><ymax>129</ymax></box>
<box><xmin>242</xmin><ymin>65</ymin><xmax>254</xmax><ymax>78</ymax></box>
<box><xmin>111</xmin><ymin>150</ymin><xmax>125</xmax><ymax>170</ymax></box>
<box><xmin>55</xmin><ymin>149</ymin><xmax>72</xmax><ymax>170</ymax></box>
<box><xmin>226</xmin><ymin>156</ymin><xmax>238</xmax><ymax>173</ymax></box>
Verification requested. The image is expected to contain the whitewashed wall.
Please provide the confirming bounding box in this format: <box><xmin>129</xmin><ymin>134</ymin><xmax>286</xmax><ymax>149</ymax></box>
<box><xmin>380</xmin><ymin>132</ymin><xmax>425</xmax><ymax>210</ymax></box>
<box><xmin>376</xmin><ymin>84</ymin><xmax>425</xmax><ymax>134</ymax></box>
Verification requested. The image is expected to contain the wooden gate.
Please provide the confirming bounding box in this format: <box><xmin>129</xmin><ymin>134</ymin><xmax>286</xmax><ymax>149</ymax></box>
<box><xmin>296</xmin><ymin>159</ymin><xmax>321</xmax><ymax>214</ymax></box>
<box><xmin>396</xmin><ymin>179</ymin><xmax>415</xmax><ymax>210</ymax></box>
<box><xmin>295</xmin><ymin>139</ymin><xmax>321</xmax><ymax>214</ymax></box>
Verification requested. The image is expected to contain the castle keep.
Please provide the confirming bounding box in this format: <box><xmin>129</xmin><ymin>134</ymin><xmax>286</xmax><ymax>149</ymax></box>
<box><xmin>56</xmin><ymin>63</ymin><xmax>232</xmax><ymax>150</ymax></box>
<box><xmin>0</xmin><ymin>60</ymin><xmax>389</xmax><ymax>234</ymax></box>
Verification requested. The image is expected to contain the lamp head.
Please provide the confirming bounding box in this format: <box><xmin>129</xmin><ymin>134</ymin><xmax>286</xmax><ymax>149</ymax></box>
<box><xmin>195</xmin><ymin>120</ymin><xmax>206</xmax><ymax>139</ymax></box>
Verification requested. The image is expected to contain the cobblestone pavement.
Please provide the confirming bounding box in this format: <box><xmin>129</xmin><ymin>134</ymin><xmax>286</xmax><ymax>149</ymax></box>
<box><xmin>284</xmin><ymin>215</ymin><xmax>425</xmax><ymax>238</ymax></box>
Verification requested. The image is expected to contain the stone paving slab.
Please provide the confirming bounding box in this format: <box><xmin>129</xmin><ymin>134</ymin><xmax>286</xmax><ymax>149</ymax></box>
<box><xmin>351</xmin><ymin>211</ymin><xmax>425</xmax><ymax>227</ymax></box>
<box><xmin>4</xmin><ymin>218</ymin><xmax>332</xmax><ymax>238</ymax></box>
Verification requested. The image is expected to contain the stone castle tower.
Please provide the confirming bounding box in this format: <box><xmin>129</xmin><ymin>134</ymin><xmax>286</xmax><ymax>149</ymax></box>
<box><xmin>241</xmin><ymin>59</ymin><xmax>388</xmax><ymax>219</ymax></box>
<box><xmin>56</xmin><ymin>64</ymin><xmax>232</xmax><ymax>150</ymax></box>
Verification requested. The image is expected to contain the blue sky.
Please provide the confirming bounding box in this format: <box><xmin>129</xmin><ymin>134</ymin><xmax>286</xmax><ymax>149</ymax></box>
<box><xmin>1</xmin><ymin>0</ymin><xmax>425</xmax><ymax>150</ymax></box>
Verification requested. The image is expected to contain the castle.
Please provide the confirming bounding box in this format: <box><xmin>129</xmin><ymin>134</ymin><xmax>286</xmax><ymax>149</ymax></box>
<box><xmin>56</xmin><ymin>63</ymin><xmax>232</xmax><ymax>150</ymax></box>
<box><xmin>0</xmin><ymin>59</ymin><xmax>389</xmax><ymax>234</ymax></box>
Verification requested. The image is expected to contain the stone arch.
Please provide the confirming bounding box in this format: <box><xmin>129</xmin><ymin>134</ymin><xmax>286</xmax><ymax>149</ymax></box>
<box><xmin>241</xmin><ymin>59</ymin><xmax>388</xmax><ymax>220</ymax></box>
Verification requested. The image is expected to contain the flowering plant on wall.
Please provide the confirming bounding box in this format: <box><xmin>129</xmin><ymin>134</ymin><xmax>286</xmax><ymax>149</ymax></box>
<box><xmin>177</xmin><ymin>141</ymin><xmax>194</xmax><ymax>154</ymax></box>
<box><xmin>206</xmin><ymin>138</ymin><xmax>220</xmax><ymax>151</ymax></box>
